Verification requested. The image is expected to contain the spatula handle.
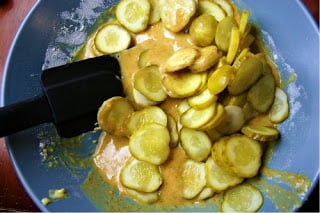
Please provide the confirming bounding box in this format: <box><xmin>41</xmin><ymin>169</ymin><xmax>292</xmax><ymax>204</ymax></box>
<box><xmin>0</xmin><ymin>95</ymin><xmax>53</xmax><ymax>137</ymax></box>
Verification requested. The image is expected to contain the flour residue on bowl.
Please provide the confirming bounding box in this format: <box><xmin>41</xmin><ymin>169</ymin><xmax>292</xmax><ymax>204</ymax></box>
<box><xmin>42</xmin><ymin>0</ymin><xmax>107</xmax><ymax>70</ymax></box>
<box><xmin>261</xmin><ymin>30</ymin><xmax>308</xmax><ymax>128</ymax></box>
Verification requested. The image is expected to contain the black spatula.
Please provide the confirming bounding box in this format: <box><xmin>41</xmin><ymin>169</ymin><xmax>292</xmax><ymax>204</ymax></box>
<box><xmin>0</xmin><ymin>55</ymin><xmax>123</xmax><ymax>138</ymax></box>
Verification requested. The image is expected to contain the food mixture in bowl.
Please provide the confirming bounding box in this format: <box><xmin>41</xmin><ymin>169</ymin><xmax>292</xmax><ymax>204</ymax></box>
<box><xmin>74</xmin><ymin>0</ymin><xmax>296</xmax><ymax>211</ymax></box>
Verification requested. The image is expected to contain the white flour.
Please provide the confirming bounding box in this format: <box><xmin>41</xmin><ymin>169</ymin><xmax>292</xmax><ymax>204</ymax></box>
<box><xmin>42</xmin><ymin>0</ymin><xmax>107</xmax><ymax>69</ymax></box>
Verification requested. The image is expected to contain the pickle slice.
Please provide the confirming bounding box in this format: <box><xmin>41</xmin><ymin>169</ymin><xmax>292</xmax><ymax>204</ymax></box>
<box><xmin>120</xmin><ymin>158</ymin><xmax>162</xmax><ymax>192</ymax></box>
<box><xmin>97</xmin><ymin>96</ymin><xmax>134</xmax><ymax>136</ymax></box>
<box><xmin>132</xmin><ymin>88</ymin><xmax>158</xmax><ymax>107</ymax></box>
<box><xmin>269</xmin><ymin>87</ymin><xmax>289</xmax><ymax>123</ymax></box>
<box><xmin>149</xmin><ymin>0</ymin><xmax>161</xmax><ymax>24</ymax></box>
<box><xmin>180</xmin><ymin>104</ymin><xmax>216</xmax><ymax>129</ymax></box>
<box><xmin>167</xmin><ymin>114</ymin><xmax>179</xmax><ymax>148</ymax></box>
<box><xmin>180</xmin><ymin>128</ymin><xmax>212</xmax><ymax>162</ymax></box>
<box><xmin>247</xmin><ymin>73</ymin><xmax>276</xmax><ymax>113</ymax></box>
<box><xmin>190</xmin><ymin>46</ymin><xmax>221</xmax><ymax>73</ymax></box>
<box><xmin>206</xmin><ymin>157</ymin><xmax>243</xmax><ymax>192</ymax></box>
<box><xmin>208</xmin><ymin>65</ymin><xmax>234</xmax><ymax>95</ymax></box>
<box><xmin>215</xmin><ymin>17</ymin><xmax>238</xmax><ymax>52</ymax></box>
<box><xmin>213</xmin><ymin>0</ymin><xmax>234</xmax><ymax>17</ymax></box>
<box><xmin>188</xmin><ymin>88</ymin><xmax>218</xmax><ymax>110</ymax></box>
<box><xmin>116</xmin><ymin>0</ymin><xmax>151</xmax><ymax>33</ymax></box>
<box><xmin>94</xmin><ymin>24</ymin><xmax>131</xmax><ymax>54</ymax></box>
<box><xmin>164</xmin><ymin>48</ymin><xmax>199</xmax><ymax>72</ymax></box>
<box><xmin>182</xmin><ymin>159</ymin><xmax>206</xmax><ymax>199</ymax></box>
<box><xmin>226</xmin><ymin>27</ymin><xmax>240</xmax><ymax>64</ymax></box>
<box><xmin>125</xmin><ymin>188</ymin><xmax>159</xmax><ymax>204</ymax></box>
<box><xmin>199</xmin><ymin>0</ymin><xmax>226</xmax><ymax>22</ymax></box>
<box><xmin>129</xmin><ymin>123</ymin><xmax>170</xmax><ymax>165</ymax></box>
<box><xmin>221</xmin><ymin>184</ymin><xmax>263</xmax><ymax>212</ymax></box>
<box><xmin>199</xmin><ymin>103</ymin><xmax>225</xmax><ymax>130</ymax></box>
<box><xmin>127</xmin><ymin>106</ymin><xmax>167</xmax><ymax>135</ymax></box>
<box><xmin>197</xmin><ymin>187</ymin><xmax>215</xmax><ymax>200</ymax></box>
<box><xmin>228</xmin><ymin>56</ymin><xmax>263</xmax><ymax>95</ymax></box>
<box><xmin>241</xmin><ymin>124</ymin><xmax>279</xmax><ymax>142</ymax></box>
<box><xmin>162</xmin><ymin>71</ymin><xmax>207</xmax><ymax>98</ymax></box>
<box><xmin>216</xmin><ymin>105</ymin><xmax>245</xmax><ymax>135</ymax></box>
<box><xmin>134</xmin><ymin>65</ymin><xmax>167</xmax><ymax>102</ymax></box>
<box><xmin>160</xmin><ymin>0</ymin><xmax>197</xmax><ymax>32</ymax></box>
<box><xmin>177</xmin><ymin>99</ymin><xmax>191</xmax><ymax>115</ymax></box>
<box><xmin>224</xmin><ymin>135</ymin><xmax>262</xmax><ymax>178</ymax></box>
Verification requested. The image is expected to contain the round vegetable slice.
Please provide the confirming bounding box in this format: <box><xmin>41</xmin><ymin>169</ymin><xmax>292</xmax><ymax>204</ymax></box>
<box><xmin>208</xmin><ymin>65</ymin><xmax>234</xmax><ymax>95</ymax></box>
<box><xmin>125</xmin><ymin>188</ymin><xmax>159</xmax><ymax>204</ymax></box>
<box><xmin>129</xmin><ymin>123</ymin><xmax>170</xmax><ymax>165</ymax></box>
<box><xmin>180</xmin><ymin>128</ymin><xmax>212</xmax><ymax>162</ymax></box>
<box><xmin>212</xmin><ymin>0</ymin><xmax>234</xmax><ymax>17</ymax></box>
<box><xmin>182</xmin><ymin>160</ymin><xmax>206</xmax><ymax>199</ymax></box>
<box><xmin>224</xmin><ymin>135</ymin><xmax>262</xmax><ymax>178</ymax></box>
<box><xmin>206</xmin><ymin>157</ymin><xmax>243</xmax><ymax>192</ymax></box>
<box><xmin>116</xmin><ymin>0</ymin><xmax>151</xmax><ymax>33</ymax></box>
<box><xmin>180</xmin><ymin>104</ymin><xmax>216</xmax><ymax>129</ymax></box>
<box><xmin>197</xmin><ymin>187</ymin><xmax>215</xmax><ymax>200</ymax></box>
<box><xmin>226</xmin><ymin>27</ymin><xmax>240</xmax><ymax>64</ymax></box>
<box><xmin>97</xmin><ymin>96</ymin><xmax>134</xmax><ymax>136</ymax></box>
<box><xmin>215</xmin><ymin>16</ymin><xmax>238</xmax><ymax>51</ymax></box>
<box><xmin>269</xmin><ymin>87</ymin><xmax>289</xmax><ymax>123</ymax></box>
<box><xmin>167</xmin><ymin>114</ymin><xmax>179</xmax><ymax>148</ymax></box>
<box><xmin>247</xmin><ymin>73</ymin><xmax>276</xmax><ymax>113</ymax></box>
<box><xmin>162</xmin><ymin>71</ymin><xmax>207</xmax><ymax>98</ymax></box>
<box><xmin>228</xmin><ymin>56</ymin><xmax>263</xmax><ymax>95</ymax></box>
<box><xmin>199</xmin><ymin>103</ymin><xmax>225</xmax><ymax>130</ymax></box>
<box><xmin>132</xmin><ymin>88</ymin><xmax>158</xmax><ymax>107</ymax></box>
<box><xmin>216</xmin><ymin>105</ymin><xmax>245</xmax><ymax>135</ymax></box>
<box><xmin>120</xmin><ymin>158</ymin><xmax>162</xmax><ymax>192</ymax></box>
<box><xmin>190</xmin><ymin>45</ymin><xmax>221</xmax><ymax>73</ymax></box>
<box><xmin>160</xmin><ymin>0</ymin><xmax>197</xmax><ymax>32</ymax></box>
<box><xmin>94</xmin><ymin>24</ymin><xmax>131</xmax><ymax>54</ymax></box>
<box><xmin>198</xmin><ymin>0</ymin><xmax>226</xmax><ymax>22</ymax></box>
<box><xmin>241</xmin><ymin>124</ymin><xmax>279</xmax><ymax>142</ymax></box>
<box><xmin>189</xmin><ymin>14</ymin><xmax>218</xmax><ymax>47</ymax></box>
<box><xmin>134</xmin><ymin>65</ymin><xmax>167</xmax><ymax>102</ymax></box>
<box><xmin>221</xmin><ymin>184</ymin><xmax>263</xmax><ymax>212</ymax></box>
<box><xmin>188</xmin><ymin>88</ymin><xmax>218</xmax><ymax>110</ymax></box>
<box><xmin>163</xmin><ymin>48</ymin><xmax>199</xmax><ymax>72</ymax></box>
<box><xmin>127</xmin><ymin>106</ymin><xmax>167</xmax><ymax>135</ymax></box>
